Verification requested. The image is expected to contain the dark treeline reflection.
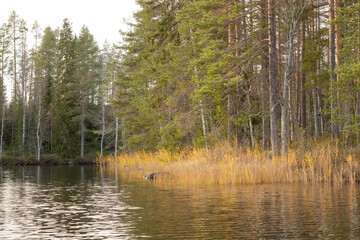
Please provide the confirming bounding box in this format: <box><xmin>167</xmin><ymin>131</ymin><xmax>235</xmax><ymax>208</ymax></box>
<box><xmin>0</xmin><ymin>166</ymin><xmax>359</xmax><ymax>239</ymax></box>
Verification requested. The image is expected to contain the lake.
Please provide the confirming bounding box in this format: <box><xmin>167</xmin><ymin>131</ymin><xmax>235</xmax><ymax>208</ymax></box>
<box><xmin>0</xmin><ymin>165</ymin><xmax>359</xmax><ymax>239</ymax></box>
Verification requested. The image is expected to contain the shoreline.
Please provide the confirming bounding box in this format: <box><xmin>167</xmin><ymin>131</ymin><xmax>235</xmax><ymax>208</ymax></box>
<box><xmin>0</xmin><ymin>156</ymin><xmax>97</xmax><ymax>166</ymax></box>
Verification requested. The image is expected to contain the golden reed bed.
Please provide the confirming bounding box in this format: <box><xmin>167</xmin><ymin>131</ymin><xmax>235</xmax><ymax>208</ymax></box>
<box><xmin>98</xmin><ymin>140</ymin><xmax>360</xmax><ymax>185</ymax></box>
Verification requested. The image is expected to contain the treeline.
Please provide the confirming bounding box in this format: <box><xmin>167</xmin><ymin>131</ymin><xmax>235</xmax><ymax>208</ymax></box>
<box><xmin>0</xmin><ymin>11</ymin><xmax>120</xmax><ymax>160</ymax></box>
<box><xmin>115</xmin><ymin>0</ymin><xmax>360</xmax><ymax>154</ymax></box>
<box><xmin>1</xmin><ymin>0</ymin><xmax>360</xmax><ymax>160</ymax></box>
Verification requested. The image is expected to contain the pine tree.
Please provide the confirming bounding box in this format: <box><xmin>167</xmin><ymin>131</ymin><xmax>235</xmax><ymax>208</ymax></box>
<box><xmin>334</xmin><ymin>1</ymin><xmax>360</xmax><ymax>140</ymax></box>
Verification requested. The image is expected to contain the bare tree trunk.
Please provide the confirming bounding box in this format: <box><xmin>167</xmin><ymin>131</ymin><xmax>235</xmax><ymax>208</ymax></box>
<box><xmin>21</xmin><ymin>31</ymin><xmax>27</xmax><ymax>158</ymax></box>
<box><xmin>200</xmin><ymin>99</ymin><xmax>207</xmax><ymax>148</ymax></box>
<box><xmin>247</xmin><ymin>89</ymin><xmax>255</xmax><ymax>148</ymax></box>
<box><xmin>33</xmin><ymin>26</ymin><xmax>41</xmax><ymax>161</ymax></box>
<box><xmin>36</xmin><ymin>94</ymin><xmax>41</xmax><ymax>161</ymax></box>
<box><xmin>357</xmin><ymin>92</ymin><xmax>360</xmax><ymax>143</ymax></box>
<box><xmin>301</xmin><ymin>19</ymin><xmax>307</xmax><ymax>129</ymax></box>
<box><xmin>0</xmin><ymin>103</ymin><xmax>5</xmax><ymax>161</ymax></box>
<box><xmin>316</xmin><ymin>0</ymin><xmax>323</xmax><ymax>136</ymax></box>
<box><xmin>296</xmin><ymin>29</ymin><xmax>301</xmax><ymax>127</ymax></box>
<box><xmin>311</xmin><ymin>0</ymin><xmax>321</xmax><ymax>138</ymax></box>
<box><xmin>227</xmin><ymin>18</ymin><xmax>235</xmax><ymax>140</ymax></box>
<box><xmin>357</xmin><ymin>9</ymin><xmax>360</xmax><ymax>143</ymax></box>
<box><xmin>115</xmin><ymin>117</ymin><xmax>119</xmax><ymax>157</ymax></box>
<box><xmin>281</xmin><ymin>1</ymin><xmax>307</xmax><ymax>154</ymax></box>
<box><xmin>195</xmin><ymin>66</ymin><xmax>208</xmax><ymax>149</ymax></box>
<box><xmin>329</xmin><ymin>0</ymin><xmax>340</xmax><ymax>138</ymax></box>
<box><xmin>235</xmin><ymin>13</ymin><xmax>241</xmax><ymax>142</ymax></box>
<box><xmin>81</xmin><ymin>75</ymin><xmax>85</xmax><ymax>158</ymax></box>
<box><xmin>22</xmin><ymin>79</ymin><xmax>26</xmax><ymax>158</ymax></box>
<box><xmin>100</xmin><ymin>92</ymin><xmax>105</xmax><ymax>157</ymax></box>
<box><xmin>313</xmin><ymin>89</ymin><xmax>319</xmax><ymax>137</ymax></box>
<box><xmin>281</xmin><ymin>32</ymin><xmax>295</xmax><ymax>154</ymax></box>
<box><xmin>50</xmin><ymin>106</ymin><xmax>53</xmax><ymax>153</ymax></box>
<box><xmin>0</xmin><ymin>33</ymin><xmax>5</xmax><ymax>161</ymax></box>
<box><xmin>261</xmin><ymin>0</ymin><xmax>271</xmax><ymax>149</ymax></box>
<box><xmin>13</xmin><ymin>22</ymin><xmax>17</xmax><ymax>101</ymax></box>
<box><xmin>268</xmin><ymin>0</ymin><xmax>279</xmax><ymax>154</ymax></box>
<box><xmin>318</xmin><ymin>88</ymin><xmax>324</xmax><ymax>134</ymax></box>
<box><xmin>289</xmin><ymin>80</ymin><xmax>295</xmax><ymax>141</ymax></box>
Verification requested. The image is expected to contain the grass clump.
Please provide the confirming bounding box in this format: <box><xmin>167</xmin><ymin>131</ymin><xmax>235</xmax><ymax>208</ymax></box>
<box><xmin>98</xmin><ymin>139</ymin><xmax>360</xmax><ymax>185</ymax></box>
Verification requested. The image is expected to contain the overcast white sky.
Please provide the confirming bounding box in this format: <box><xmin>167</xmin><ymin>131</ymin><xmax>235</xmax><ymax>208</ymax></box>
<box><xmin>0</xmin><ymin>0</ymin><xmax>139</xmax><ymax>100</ymax></box>
<box><xmin>0</xmin><ymin>0</ymin><xmax>139</xmax><ymax>46</ymax></box>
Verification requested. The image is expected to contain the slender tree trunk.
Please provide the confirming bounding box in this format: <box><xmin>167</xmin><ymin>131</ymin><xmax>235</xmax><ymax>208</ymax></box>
<box><xmin>100</xmin><ymin>92</ymin><xmax>105</xmax><ymax>157</ymax></box>
<box><xmin>357</xmin><ymin>9</ymin><xmax>360</xmax><ymax>143</ymax></box>
<box><xmin>36</xmin><ymin>93</ymin><xmax>41</xmax><ymax>161</ymax></box>
<box><xmin>281</xmin><ymin>29</ymin><xmax>296</xmax><ymax>154</ymax></box>
<box><xmin>81</xmin><ymin>75</ymin><xmax>85</xmax><ymax>158</ymax></box>
<box><xmin>0</xmin><ymin>103</ymin><xmax>5</xmax><ymax>161</ymax></box>
<box><xmin>200</xmin><ymin>99</ymin><xmax>207</xmax><ymax>148</ymax></box>
<box><xmin>335</xmin><ymin>0</ymin><xmax>346</xmax><ymax>136</ymax></box>
<box><xmin>247</xmin><ymin>87</ymin><xmax>255</xmax><ymax>148</ymax></box>
<box><xmin>22</xmin><ymin>81</ymin><xmax>26</xmax><ymax>158</ymax></box>
<box><xmin>281</xmin><ymin>1</ymin><xmax>307</xmax><ymax>154</ymax></box>
<box><xmin>235</xmin><ymin>13</ymin><xmax>241</xmax><ymax>142</ymax></box>
<box><xmin>227</xmin><ymin>18</ymin><xmax>235</xmax><ymax>140</ymax></box>
<box><xmin>261</xmin><ymin>0</ymin><xmax>271</xmax><ymax>149</ymax></box>
<box><xmin>268</xmin><ymin>0</ymin><xmax>279</xmax><ymax>154</ymax></box>
<box><xmin>209</xmin><ymin>106</ymin><xmax>214</xmax><ymax>134</ymax></box>
<box><xmin>13</xmin><ymin>22</ymin><xmax>17</xmax><ymax>101</ymax></box>
<box><xmin>50</xmin><ymin>106</ymin><xmax>53</xmax><ymax>153</ymax></box>
<box><xmin>310</xmin><ymin>0</ymin><xmax>321</xmax><ymax>138</ymax></box>
<box><xmin>190</xmin><ymin>27</ymin><xmax>208</xmax><ymax>148</ymax></box>
<box><xmin>296</xmin><ymin>29</ymin><xmax>301</xmax><ymax>127</ymax></box>
<box><xmin>195</xmin><ymin>65</ymin><xmax>208</xmax><ymax>149</ymax></box>
<box><xmin>329</xmin><ymin>0</ymin><xmax>340</xmax><ymax>138</ymax></box>
<box><xmin>10</xmin><ymin>21</ymin><xmax>16</xmax><ymax>154</ymax></box>
<box><xmin>0</xmin><ymin>36</ymin><xmax>4</xmax><ymax>161</ymax></box>
<box><xmin>115</xmin><ymin>117</ymin><xmax>119</xmax><ymax>157</ymax></box>
<box><xmin>318</xmin><ymin>88</ymin><xmax>324</xmax><ymax>134</ymax></box>
<box><xmin>316</xmin><ymin>0</ymin><xmax>323</xmax><ymax>136</ymax></box>
<box><xmin>21</xmin><ymin>34</ymin><xmax>26</xmax><ymax>158</ymax></box>
<box><xmin>357</xmin><ymin>92</ymin><xmax>360</xmax><ymax>143</ymax></box>
<box><xmin>289</xmin><ymin>78</ymin><xmax>295</xmax><ymax>141</ymax></box>
<box><xmin>312</xmin><ymin>88</ymin><xmax>319</xmax><ymax>137</ymax></box>
<box><xmin>301</xmin><ymin>19</ymin><xmax>307</xmax><ymax>129</ymax></box>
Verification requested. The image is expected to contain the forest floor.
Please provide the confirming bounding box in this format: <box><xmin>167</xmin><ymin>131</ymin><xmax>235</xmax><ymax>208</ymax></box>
<box><xmin>98</xmin><ymin>138</ymin><xmax>360</xmax><ymax>185</ymax></box>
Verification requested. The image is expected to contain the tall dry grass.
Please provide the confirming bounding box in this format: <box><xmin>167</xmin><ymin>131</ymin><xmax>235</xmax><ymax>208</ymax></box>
<box><xmin>98</xmin><ymin>140</ymin><xmax>360</xmax><ymax>185</ymax></box>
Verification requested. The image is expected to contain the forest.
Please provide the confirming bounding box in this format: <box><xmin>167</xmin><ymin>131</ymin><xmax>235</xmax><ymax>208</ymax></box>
<box><xmin>0</xmin><ymin>0</ymin><xmax>360</xmax><ymax>162</ymax></box>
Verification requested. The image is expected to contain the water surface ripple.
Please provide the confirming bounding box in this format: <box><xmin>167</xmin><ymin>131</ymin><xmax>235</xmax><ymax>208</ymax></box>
<box><xmin>0</xmin><ymin>166</ymin><xmax>359</xmax><ymax>239</ymax></box>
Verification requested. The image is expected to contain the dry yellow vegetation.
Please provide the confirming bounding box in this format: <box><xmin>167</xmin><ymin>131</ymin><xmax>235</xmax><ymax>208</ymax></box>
<box><xmin>98</xmin><ymin>140</ymin><xmax>360</xmax><ymax>185</ymax></box>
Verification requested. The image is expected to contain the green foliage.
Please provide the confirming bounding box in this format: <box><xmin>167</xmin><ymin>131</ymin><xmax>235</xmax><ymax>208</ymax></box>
<box><xmin>53</xmin><ymin>19</ymin><xmax>79</xmax><ymax>158</ymax></box>
<box><xmin>332</xmin><ymin>2</ymin><xmax>360</xmax><ymax>133</ymax></box>
<box><xmin>112</xmin><ymin>0</ymin><xmax>268</xmax><ymax>151</ymax></box>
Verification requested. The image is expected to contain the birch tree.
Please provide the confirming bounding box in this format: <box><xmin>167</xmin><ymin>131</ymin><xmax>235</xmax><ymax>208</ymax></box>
<box><xmin>280</xmin><ymin>0</ymin><xmax>308</xmax><ymax>154</ymax></box>
<box><xmin>268</xmin><ymin>0</ymin><xmax>279</xmax><ymax>154</ymax></box>
<box><xmin>19</xmin><ymin>19</ymin><xmax>28</xmax><ymax>158</ymax></box>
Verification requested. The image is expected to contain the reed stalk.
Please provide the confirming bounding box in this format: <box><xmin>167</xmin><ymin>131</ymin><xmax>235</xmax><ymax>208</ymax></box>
<box><xmin>98</xmin><ymin>140</ymin><xmax>360</xmax><ymax>185</ymax></box>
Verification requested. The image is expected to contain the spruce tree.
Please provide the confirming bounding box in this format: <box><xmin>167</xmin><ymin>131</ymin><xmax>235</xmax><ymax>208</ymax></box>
<box><xmin>76</xmin><ymin>26</ymin><xmax>101</xmax><ymax>158</ymax></box>
<box><xmin>53</xmin><ymin>19</ymin><xmax>79</xmax><ymax>158</ymax></box>
<box><xmin>38</xmin><ymin>27</ymin><xmax>57</xmax><ymax>152</ymax></box>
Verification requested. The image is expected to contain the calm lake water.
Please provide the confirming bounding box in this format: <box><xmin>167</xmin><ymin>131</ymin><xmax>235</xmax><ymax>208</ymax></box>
<box><xmin>0</xmin><ymin>166</ymin><xmax>359</xmax><ymax>239</ymax></box>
